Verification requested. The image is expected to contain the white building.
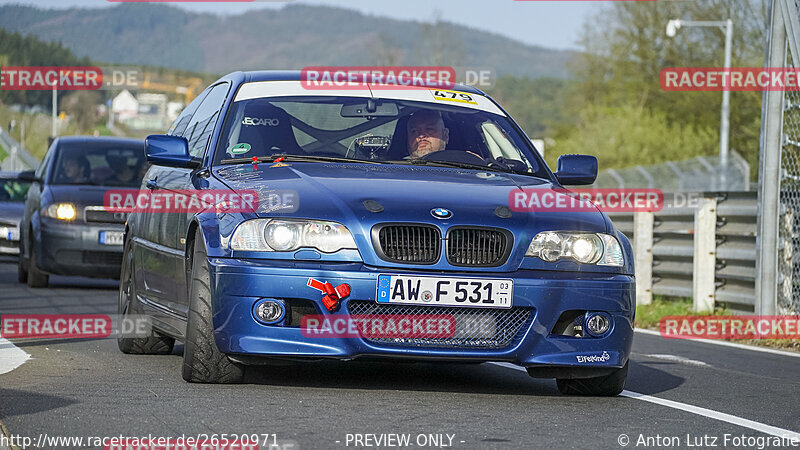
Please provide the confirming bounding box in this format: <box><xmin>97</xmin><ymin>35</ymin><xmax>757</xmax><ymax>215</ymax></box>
<box><xmin>111</xmin><ymin>90</ymin><xmax>138</xmax><ymax>122</ymax></box>
<box><xmin>167</xmin><ymin>101</ymin><xmax>184</xmax><ymax>122</ymax></box>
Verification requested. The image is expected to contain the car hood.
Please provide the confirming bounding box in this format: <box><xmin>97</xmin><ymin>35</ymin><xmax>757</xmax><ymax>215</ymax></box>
<box><xmin>0</xmin><ymin>202</ymin><xmax>24</xmax><ymax>224</ymax></box>
<box><xmin>47</xmin><ymin>185</ymin><xmax>115</xmax><ymax>208</ymax></box>
<box><xmin>213</xmin><ymin>162</ymin><xmax>609</xmax><ymax>234</ymax></box>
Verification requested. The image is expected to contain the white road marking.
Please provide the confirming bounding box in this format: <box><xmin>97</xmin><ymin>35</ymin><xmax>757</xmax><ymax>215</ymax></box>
<box><xmin>620</xmin><ymin>390</ymin><xmax>800</xmax><ymax>439</ymax></box>
<box><xmin>0</xmin><ymin>337</ymin><xmax>29</xmax><ymax>375</ymax></box>
<box><xmin>641</xmin><ymin>353</ymin><xmax>711</xmax><ymax>367</ymax></box>
<box><xmin>489</xmin><ymin>362</ymin><xmax>800</xmax><ymax>439</ymax></box>
<box><xmin>635</xmin><ymin>328</ymin><xmax>800</xmax><ymax>358</ymax></box>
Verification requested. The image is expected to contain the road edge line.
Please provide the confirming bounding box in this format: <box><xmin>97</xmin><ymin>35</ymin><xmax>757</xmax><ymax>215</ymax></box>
<box><xmin>490</xmin><ymin>362</ymin><xmax>800</xmax><ymax>439</ymax></box>
<box><xmin>634</xmin><ymin>328</ymin><xmax>800</xmax><ymax>358</ymax></box>
<box><xmin>620</xmin><ymin>390</ymin><xmax>800</xmax><ymax>439</ymax></box>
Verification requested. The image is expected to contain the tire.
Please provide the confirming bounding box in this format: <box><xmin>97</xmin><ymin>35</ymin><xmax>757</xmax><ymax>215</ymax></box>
<box><xmin>182</xmin><ymin>228</ymin><xmax>244</xmax><ymax>383</ymax></box>
<box><xmin>117</xmin><ymin>238</ymin><xmax>175</xmax><ymax>355</ymax></box>
<box><xmin>26</xmin><ymin>237</ymin><xmax>49</xmax><ymax>288</ymax></box>
<box><xmin>18</xmin><ymin>241</ymin><xmax>28</xmax><ymax>284</ymax></box>
<box><xmin>556</xmin><ymin>362</ymin><xmax>628</xmax><ymax>396</ymax></box>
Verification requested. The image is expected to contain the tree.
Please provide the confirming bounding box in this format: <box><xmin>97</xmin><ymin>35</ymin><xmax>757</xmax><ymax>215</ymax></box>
<box><xmin>558</xmin><ymin>0</ymin><xmax>767</xmax><ymax>172</ymax></box>
<box><xmin>62</xmin><ymin>91</ymin><xmax>101</xmax><ymax>132</ymax></box>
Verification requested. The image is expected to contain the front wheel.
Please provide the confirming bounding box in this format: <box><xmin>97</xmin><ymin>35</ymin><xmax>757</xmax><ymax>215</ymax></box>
<box><xmin>181</xmin><ymin>228</ymin><xmax>244</xmax><ymax>383</ymax></box>
<box><xmin>18</xmin><ymin>241</ymin><xmax>28</xmax><ymax>284</ymax></box>
<box><xmin>555</xmin><ymin>362</ymin><xmax>628</xmax><ymax>396</ymax></box>
<box><xmin>26</xmin><ymin>238</ymin><xmax>49</xmax><ymax>288</ymax></box>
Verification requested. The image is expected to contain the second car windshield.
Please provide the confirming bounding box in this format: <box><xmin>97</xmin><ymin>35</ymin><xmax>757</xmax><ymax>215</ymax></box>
<box><xmin>51</xmin><ymin>142</ymin><xmax>147</xmax><ymax>187</ymax></box>
<box><xmin>213</xmin><ymin>96</ymin><xmax>548</xmax><ymax>177</ymax></box>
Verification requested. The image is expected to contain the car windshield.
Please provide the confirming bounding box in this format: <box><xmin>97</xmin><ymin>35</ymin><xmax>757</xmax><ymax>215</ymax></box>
<box><xmin>50</xmin><ymin>142</ymin><xmax>147</xmax><ymax>187</ymax></box>
<box><xmin>0</xmin><ymin>179</ymin><xmax>30</xmax><ymax>202</ymax></box>
<box><xmin>213</xmin><ymin>95</ymin><xmax>549</xmax><ymax>178</ymax></box>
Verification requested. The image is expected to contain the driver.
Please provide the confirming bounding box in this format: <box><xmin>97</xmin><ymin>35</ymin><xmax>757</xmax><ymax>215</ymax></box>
<box><xmin>407</xmin><ymin>110</ymin><xmax>449</xmax><ymax>159</ymax></box>
<box><xmin>62</xmin><ymin>155</ymin><xmax>90</xmax><ymax>184</ymax></box>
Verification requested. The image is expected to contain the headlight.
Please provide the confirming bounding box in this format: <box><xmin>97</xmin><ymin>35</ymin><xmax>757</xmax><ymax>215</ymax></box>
<box><xmin>526</xmin><ymin>231</ymin><xmax>623</xmax><ymax>266</ymax></box>
<box><xmin>231</xmin><ymin>219</ymin><xmax>357</xmax><ymax>253</ymax></box>
<box><xmin>43</xmin><ymin>203</ymin><xmax>77</xmax><ymax>221</ymax></box>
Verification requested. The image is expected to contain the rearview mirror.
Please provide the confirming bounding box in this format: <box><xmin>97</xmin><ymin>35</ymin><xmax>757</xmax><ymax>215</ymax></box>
<box><xmin>145</xmin><ymin>135</ymin><xmax>200</xmax><ymax>168</ymax></box>
<box><xmin>341</xmin><ymin>100</ymin><xmax>398</xmax><ymax>117</ymax></box>
<box><xmin>554</xmin><ymin>154</ymin><xmax>598</xmax><ymax>185</ymax></box>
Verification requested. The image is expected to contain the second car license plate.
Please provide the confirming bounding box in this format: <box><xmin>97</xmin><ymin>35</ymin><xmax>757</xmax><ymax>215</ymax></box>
<box><xmin>376</xmin><ymin>274</ymin><xmax>512</xmax><ymax>308</ymax></box>
<box><xmin>99</xmin><ymin>230</ymin><xmax>124</xmax><ymax>246</ymax></box>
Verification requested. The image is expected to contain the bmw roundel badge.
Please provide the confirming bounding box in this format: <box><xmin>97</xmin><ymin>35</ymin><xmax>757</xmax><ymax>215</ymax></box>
<box><xmin>431</xmin><ymin>208</ymin><xmax>453</xmax><ymax>219</ymax></box>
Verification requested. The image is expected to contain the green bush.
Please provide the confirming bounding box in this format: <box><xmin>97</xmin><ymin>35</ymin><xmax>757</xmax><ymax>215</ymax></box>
<box><xmin>548</xmin><ymin>104</ymin><xmax>718</xmax><ymax>171</ymax></box>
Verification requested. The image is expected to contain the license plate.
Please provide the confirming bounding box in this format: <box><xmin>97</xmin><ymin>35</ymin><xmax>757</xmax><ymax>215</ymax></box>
<box><xmin>99</xmin><ymin>230</ymin><xmax>124</xmax><ymax>246</ymax></box>
<box><xmin>376</xmin><ymin>274</ymin><xmax>512</xmax><ymax>308</ymax></box>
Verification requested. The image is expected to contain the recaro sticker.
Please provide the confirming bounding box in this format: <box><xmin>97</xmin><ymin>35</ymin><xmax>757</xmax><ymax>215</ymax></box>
<box><xmin>243</xmin><ymin>117</ymin><xmax>280</xmax><ymax>127</ymax></box>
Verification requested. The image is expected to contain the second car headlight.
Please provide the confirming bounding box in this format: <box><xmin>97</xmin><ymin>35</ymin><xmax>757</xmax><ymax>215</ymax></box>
<box><xmin>526</xmin><ymin>231</ymin><xmax>623</xmax><ymax>266</ymax></box>
<box><xmin>231</xmin><ymin>219</ymin><xmax>357</xmax><ymax>253</ymax></box>
<box><xmin>43</xmin><ymin>203</ymin><xmax>77</xmax><ymax>221</ymax></box>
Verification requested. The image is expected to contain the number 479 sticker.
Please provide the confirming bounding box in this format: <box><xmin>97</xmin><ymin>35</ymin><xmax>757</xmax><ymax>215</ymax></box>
<box><xmin>430</xmin><ymin>89</ymin><xmax>478</xmax><ymax>105</ymax></box>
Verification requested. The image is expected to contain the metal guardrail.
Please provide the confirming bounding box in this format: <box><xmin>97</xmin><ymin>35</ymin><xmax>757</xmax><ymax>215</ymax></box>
<box><xmin>0</xmin><ymin>127</ymin><xmax>40</xmax><ymax>170</ymax></box>
<box><xmin>608</xmin><ymin>191</ymin><xmax>759</xmax><ymax>313</ymax></box>
<box><xmin>593</xmin><ymin>152</ymin><xmax>751</xmax><ymax>192</ymax></box>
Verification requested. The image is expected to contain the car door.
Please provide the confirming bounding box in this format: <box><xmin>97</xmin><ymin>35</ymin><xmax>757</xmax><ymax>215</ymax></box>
<box><xmin>135</xmin><ymin>89</ymin><xmax>209</xmax><ymax>312</ymax></box>
<box><xmin>162</xmin><ymin>82</ymin><xmax>231</xmax><ymax>309</ymax></box>
<box><xmin>22</xmin><ymin>139</ymin><xmax>56</xmax><ymax>262</ymax></box>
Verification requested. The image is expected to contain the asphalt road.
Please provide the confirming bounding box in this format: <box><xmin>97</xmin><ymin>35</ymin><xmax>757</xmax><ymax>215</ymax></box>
<box><xmin>0</xmin><ymin>255</ymin><xmax>799</xmax><ymax>450</ymax></box>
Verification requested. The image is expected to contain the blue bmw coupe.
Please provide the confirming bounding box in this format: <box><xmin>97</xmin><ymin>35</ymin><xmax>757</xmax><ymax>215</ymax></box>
<box><xmin>119</xmin><ymin>71</ymin><xmax>635</xmax><ymax>395</ymax></box>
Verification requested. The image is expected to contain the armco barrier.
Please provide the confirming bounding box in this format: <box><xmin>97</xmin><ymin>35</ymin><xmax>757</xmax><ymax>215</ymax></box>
<box><xmin>607</xmin><ymin>191</ymin><xmax>760</xmax><ymax>313</ymax></box>
<box><xmin>0</xmin><ymin>126</ymin><xmax>39</xmax><ymax>170</ymax></box>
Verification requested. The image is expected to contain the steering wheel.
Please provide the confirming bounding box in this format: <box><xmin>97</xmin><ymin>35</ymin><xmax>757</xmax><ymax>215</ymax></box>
<box><xmin>307</xmin><ymin>151</ymin><xmax>347</xmax><ymax>158</ymax></box>
<box><xmin>420</xmin><ymin>150</ymin><xmax>488</xmax><ymax>166</ymax></box>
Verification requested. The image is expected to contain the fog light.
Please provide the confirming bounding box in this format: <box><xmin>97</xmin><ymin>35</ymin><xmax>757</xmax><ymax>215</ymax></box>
<box><xmin>253</xmin><ymin>299</ymin><xmax>285</xmax><ymax>324</ymax></box>
<box><xmin>585</xmin><ymin>312</ymin><xmax>611</xmax><ymax>337</ymax></box>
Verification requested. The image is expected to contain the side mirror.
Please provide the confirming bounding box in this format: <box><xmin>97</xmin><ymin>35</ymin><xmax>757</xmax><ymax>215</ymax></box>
<box><xmin>145</xmin><ymin>135</ymin><xmax>200</xmax><ymax>169</ymax></box>
<box><xmin>554</xmin><ymin>154</ymin><xmax>598</xmax><ymax>185</ymax></box>
<box><xmin>17</xmin><ymin>170</ymin><xmax>40</xmax><ymax>183</ymax></box>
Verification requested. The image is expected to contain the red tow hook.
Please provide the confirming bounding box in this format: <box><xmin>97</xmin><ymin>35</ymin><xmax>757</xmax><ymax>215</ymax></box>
<box><xmin>307</xmin><ymin>278</ymin><xmax>351</xmax><ymax>312</ymax></box>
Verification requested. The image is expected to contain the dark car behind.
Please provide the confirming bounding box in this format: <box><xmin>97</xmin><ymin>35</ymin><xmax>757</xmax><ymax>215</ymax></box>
<box><xmin>18</xmin><ymin>136</ymin><xmax>146</xmax><ymax>287</ymax></box>
<box><xmin>0</xmin><ymin>171</ymin><xmax>31</xmax><ymax>256</ymax></box>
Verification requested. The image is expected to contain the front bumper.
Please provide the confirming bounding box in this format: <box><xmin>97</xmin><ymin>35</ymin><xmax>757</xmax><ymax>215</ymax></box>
<box><xmin>38</xmin><ymin>219</ymin><xmax>124</xmax><ymax>278</ymax></box>
<box><xmin>209</xmin><ymin>258</ymin><xmax>635</xmax><ymax>370</ymax></box>
<box><xmin>0</xmin><ymin>223</ymin><xmax>20</xmax><ymax>255</ymax></box>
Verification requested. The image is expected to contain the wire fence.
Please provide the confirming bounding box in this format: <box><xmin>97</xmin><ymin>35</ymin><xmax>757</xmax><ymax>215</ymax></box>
<box><xmin>779</xmin><ymin>51</ymin><xmax>800</xmax><ymax>314</ymax></box>
<box><xmin>757</xmin><ymin>0</ymin><xmax>800</xmax><ymax>315</ymax></box>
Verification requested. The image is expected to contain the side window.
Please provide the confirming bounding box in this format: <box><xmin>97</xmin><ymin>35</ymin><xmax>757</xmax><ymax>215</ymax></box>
<box><xmin>183</xmin><ymin>83</ymin><xmax>230</xmax><ymax>157</ymax></box>
<box><xmin>36</xmin><ymin>141</ymin><xmax>57</xmax><ymax>180</ymax></box>
<box><xmin>167</xmin><ymin>88</ymin><xmax>210</xmax><ymax>137</ymax></box>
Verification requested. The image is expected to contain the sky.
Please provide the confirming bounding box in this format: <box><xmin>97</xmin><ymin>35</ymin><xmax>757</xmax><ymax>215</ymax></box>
<box><xmin>0</xmin><ymin>0</ymin><xmax>600</xmax><ymax>50</ymax></box>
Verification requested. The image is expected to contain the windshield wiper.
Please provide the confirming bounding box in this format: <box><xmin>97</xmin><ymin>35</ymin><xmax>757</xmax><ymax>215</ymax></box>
<box><xmin>220</xmin><ymin>154</ymin><xmax>384</xmax><ymax>165</ymax></box>
<box><xmin>399</xmin><ymin>158</ymin><xmax>511</xmax><ymax>173</ymax></box>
